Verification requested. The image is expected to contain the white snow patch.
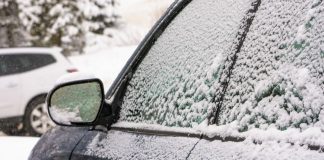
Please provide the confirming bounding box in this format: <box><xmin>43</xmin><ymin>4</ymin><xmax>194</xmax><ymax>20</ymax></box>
<box><xmin>49</xmin><ymin>106</ymin><xmax>82</xmax><ymax>125</ymax></box>
<box><xmin>0</xmin><ymin>137</ymin><xmax>39</xmax><ymax>160</ymax></box>
<box><xmin>196</xmin><ymin>121</ymin><xmax>324</xmax><ymax>147</ymax></box>
<box><xmin>113</xmin><ymin>122</ymin><xmax>201</xmax><ymax>135</ymax></box>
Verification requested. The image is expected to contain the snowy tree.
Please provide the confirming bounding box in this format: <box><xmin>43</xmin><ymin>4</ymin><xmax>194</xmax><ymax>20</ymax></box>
<box><xmin>80</xmin><ymin>0</ymin><xmax>118</xmax><ymax>34</ymax></box>
<box><xmin>0</xmin><ymin>0</ymin><xmax>29</xmax><ymax>48</ymax></box>
<box><xmin>18</xmin><ymin>0</ymin><xmax>118</xmax><ymax>56</ymax></box>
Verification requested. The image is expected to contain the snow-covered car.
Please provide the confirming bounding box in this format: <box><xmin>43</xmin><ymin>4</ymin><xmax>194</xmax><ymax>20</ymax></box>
<box><xmin>30</xmin><ymin>0</ymin><xmax>324</xmax><ymax>159</ymax></box>
<box><xmin>0</xmin><ymin>47</ymin><xmax>77</xmax><ymax>136</ymax></box>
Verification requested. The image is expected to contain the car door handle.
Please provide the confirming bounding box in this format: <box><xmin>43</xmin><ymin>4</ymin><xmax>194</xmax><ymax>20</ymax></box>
<box><xmin>7</xmin><ymin>83</ymin><xmax>18</xmax><ymax>88</ymax></box>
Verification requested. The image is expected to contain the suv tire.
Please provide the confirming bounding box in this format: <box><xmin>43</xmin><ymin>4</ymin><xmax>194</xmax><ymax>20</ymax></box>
<box><xmin>24</xmin><ymin>95</ymin><xmax>54</xmax><ymax>136</ymax></box>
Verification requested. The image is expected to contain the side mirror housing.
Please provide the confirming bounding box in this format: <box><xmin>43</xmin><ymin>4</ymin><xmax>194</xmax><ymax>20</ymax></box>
<box><xmin>47</xmin><ymin>78</ymin><xmax>105</xmax><ymax>126</ymax></box>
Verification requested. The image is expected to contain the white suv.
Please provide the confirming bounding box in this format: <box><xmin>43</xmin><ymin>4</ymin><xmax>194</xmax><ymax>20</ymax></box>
<box><xmin>0</xmin><ymin>47</ymin><xmax>77</xmax><ymax>136</ymax></box>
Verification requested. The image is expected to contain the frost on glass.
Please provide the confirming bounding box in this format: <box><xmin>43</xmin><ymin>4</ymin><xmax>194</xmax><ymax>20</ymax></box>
<box><xmin>119</xmin><ymin>0</ymin><xmax>254</xmax><ymax>127</ymax></box>
<box><xmin>50</xmin><ymin>82</ymin><xmax>102</xmax><ymax>124</ymax></box>
<box><xmin>218</xmin><ymin>0</ymin><xmax>324</xmax><ymax>132</ymax></box>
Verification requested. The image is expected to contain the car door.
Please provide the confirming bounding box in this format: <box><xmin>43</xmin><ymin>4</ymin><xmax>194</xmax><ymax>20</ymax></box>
<box><xmin>18</xmin><ymin>53</ymin><xmax>57</xmax><ymax>111</ymax></box>
<box><xmin>0</xmin><ymin>55</ymin><xmax>23</xmax><ymax>118</ymax></box>
<box><xmin>188</xmin><ymin>0</ymin><xmax>324</xmax><ymax>159</ymax></box>
<box><xmin>71</xmin><ymin>0</ymin><xmax>259</xmax><ymax>159</ymax></box>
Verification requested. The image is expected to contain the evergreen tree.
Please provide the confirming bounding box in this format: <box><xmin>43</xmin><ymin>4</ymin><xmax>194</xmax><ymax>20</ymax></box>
<box><xmin>81</xmin><ymin>0</ymin><xmax>118</xmax><ymax>34</ymax></box>
<box><xmin>18</xmin><ymin>0</ymin><xmax>118</xmax><ymax>56</ymax></box>
<box><xmin>0</xmin><ymin>0</ymin><xmax>29</xmax><ymax>48</ymax></box>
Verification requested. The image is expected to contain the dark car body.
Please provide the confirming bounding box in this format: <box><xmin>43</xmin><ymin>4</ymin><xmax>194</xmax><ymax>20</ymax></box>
<box><xmin>30</xmin><ymin>0</ymin><xmax>324</xmax><ymax>159</ymax></box>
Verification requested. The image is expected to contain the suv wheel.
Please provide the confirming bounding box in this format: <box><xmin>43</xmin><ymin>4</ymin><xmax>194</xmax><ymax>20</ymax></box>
<box><xmin>24</xmin><ymin>96</ymin><xmax>55</xmax><ymax>136</ymax></box>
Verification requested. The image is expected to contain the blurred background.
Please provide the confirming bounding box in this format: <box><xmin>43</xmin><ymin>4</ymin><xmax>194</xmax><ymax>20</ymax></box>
<box><xmin>0</xmin><ymin>0</ymin><xmax>173</xmax><ymax>147</ymax></box>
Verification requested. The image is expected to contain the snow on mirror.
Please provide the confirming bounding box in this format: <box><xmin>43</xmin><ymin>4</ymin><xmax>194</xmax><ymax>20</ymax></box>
<box><xmin>48</xmin><ymin>82</ymin><xmax>103</xmax><ymax>125</ymax></box>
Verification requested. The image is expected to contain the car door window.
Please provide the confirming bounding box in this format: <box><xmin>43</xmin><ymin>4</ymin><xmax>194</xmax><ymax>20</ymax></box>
<box><xmin>217</xmin><ymin>0</ymin><xmax>324</xmax><ymax>133</ymax></box>
<box><xmin>119</xmin><ymin>0</ymin><xmax>256</xmax><ymax>128</ymax></box>
<box><xmin>0</xmin><ymin>54</ymin><xmax>56</xmax><ymax>76</ymax></box>
<box><xmin>16</xmin><ymin>54</ymin><xmax>56</xmax><ymax>72</ymax></box>
<box><xmin>0</xmin><ymin>55</ymin><xmax>24</xmax><ymax>76</ymax></box>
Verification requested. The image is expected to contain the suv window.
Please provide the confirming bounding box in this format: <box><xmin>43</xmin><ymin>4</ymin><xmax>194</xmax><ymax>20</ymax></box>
<box><xmin>217</xmin><ymin>1</ymin><xmax>324</xmax><ymax>132</ymax></box>
<box><xmin>0</xmin><ymin>53</ymin><xmax>56</xmax><ymax>76</ymax></box>
<box><xmin>119</xmin><ymin>0</ymin><xmax>255</xmax><ymax>127</ymax></box>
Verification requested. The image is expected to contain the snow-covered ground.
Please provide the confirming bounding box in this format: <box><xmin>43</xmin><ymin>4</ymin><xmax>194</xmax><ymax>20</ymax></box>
<box><xmin>0</xmin><ymin>137</ymin><xmax>39</xmax><ymax>159</ymax></box>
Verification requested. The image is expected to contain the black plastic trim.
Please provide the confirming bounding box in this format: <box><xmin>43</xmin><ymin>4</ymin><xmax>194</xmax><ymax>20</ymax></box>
<box><xmin>112</xmin><ymin>127</ymin><xmax>324</xmax><ymax>152</ymax></box>
<box><xmin>111</xmin><ymin>126</ymin><xmax>202</xmax><ymax>138</ymax></box>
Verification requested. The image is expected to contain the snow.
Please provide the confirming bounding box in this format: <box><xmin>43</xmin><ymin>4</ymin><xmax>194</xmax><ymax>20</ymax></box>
<box><xmin>84</xmin><ymin>130</ymin><xmax>200</xmax><ymax>159</ymax></box>
<box><xmin>107</xmin><ymin>0</ymin><xmax>324</xmax><ymax>156</ymax></box>
<box><xmin>0</xmin><ymin>137</ymin><xmax>39</xmax><ymax>160</ymax></box>
<box><xmin>118</xmin><ymin>0</ymin><xmax>174</xmax><ymax>31</ymax></box>
<box><xmin>194</xmin><ymin>120</ymin><xmax>324</xmax><ymax>147</ymax></box>
<box><xmin>119</xmin><ymin>0</ymin><xmax>254</xmax><ymax>128</ymax></box>
<box><xmin>1</xmin><ymin>0</ymin><xmax>176</xmax><ymax>159</ymax></box>
<box><xmin>216</xmin><ymin>0</ymin><xmax>324</xmax><ymax>142</ymax></box>
<box><xmin>188</xmin><ymin>139</ymin><xmax>323</xmax><ymax>160</ymax></box>
<box><xmin>49</xmin><ymin>106</ymin><xmax>82</xmax><ymax>125</ymax></box>
<box><xmin>2</xmin><ymin>0</ymin><xmax>324</xmax><ymax>159</ymax></box>
<box><xmin>112</xmin><ymin>121</ymin><xmax>200</xmax><ymax>135</ymax></box>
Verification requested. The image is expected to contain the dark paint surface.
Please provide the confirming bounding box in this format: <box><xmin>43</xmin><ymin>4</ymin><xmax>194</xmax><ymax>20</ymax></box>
<box><xmin>28</xmin><ymin>126</ymin><xmax>88</xmax><ymax>160</ymax></box>
<box><xmin>71</xmin><ymin>129</ymin><xmax>200</xmax><ymax>160</ymax></box>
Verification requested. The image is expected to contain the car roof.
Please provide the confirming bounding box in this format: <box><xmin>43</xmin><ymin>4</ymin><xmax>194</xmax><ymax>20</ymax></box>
<box><xmin>0</xmin><ymin>47</ymin><xmax>62</xmax><ymax>55</ymax></box>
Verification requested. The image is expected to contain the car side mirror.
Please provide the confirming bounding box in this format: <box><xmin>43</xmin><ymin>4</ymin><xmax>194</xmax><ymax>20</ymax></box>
<box><xmin>47</xmin><ymin>79</ymin><xmax>105</xmax><ymax>126</ymax></box>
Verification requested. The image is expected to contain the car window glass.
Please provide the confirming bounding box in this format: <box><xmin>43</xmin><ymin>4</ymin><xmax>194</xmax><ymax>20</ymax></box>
<box><xmin>30</xmin><ymin>54</ymin><xmax>56</xmax><ymax>68</ymax></box>
<box><xmin>119</xmin><ymin>0</ymin><xmax>255</xmax><ymax>128</ymax></box>
<box><xmin>217</xmin><ymin>0</ymin><xmax>324</xmax><ymax>132</ymax></box>
<box><xmin>0</xmin><ymin>57</ymin><xmax>4</xmax><ymax>74</ymax></box>
<box><xmin>0</xmin><ymin>55</ymin><xmax>23</xmax><ymax>76</ymax></box>
<box><xmin>0</xmin><ymin>54</ymin><xmax>56</xmax><ymax>76</ymax></box>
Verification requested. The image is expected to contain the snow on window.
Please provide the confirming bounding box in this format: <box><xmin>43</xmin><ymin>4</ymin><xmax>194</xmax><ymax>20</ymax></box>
<box><xmin>84</xmin><ymin>131</ymin><xmax>200</xmax><ymax>159</ymax></box>
<box><xmin>218</xmin><ymin>0</ymin><xmax>324</xmax><ymax>133</ymax></box>
<box><xmin>119</xmin><ymin>0</ymin><xmax>254</xmax><ymax>127</ymax></box>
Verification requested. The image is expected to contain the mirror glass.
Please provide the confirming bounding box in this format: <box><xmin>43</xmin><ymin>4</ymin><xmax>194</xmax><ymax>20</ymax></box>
<box><xmin>49</xmin><ymin>81</ymin><xmax>103</xmax><ymax>125</ymax></box>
